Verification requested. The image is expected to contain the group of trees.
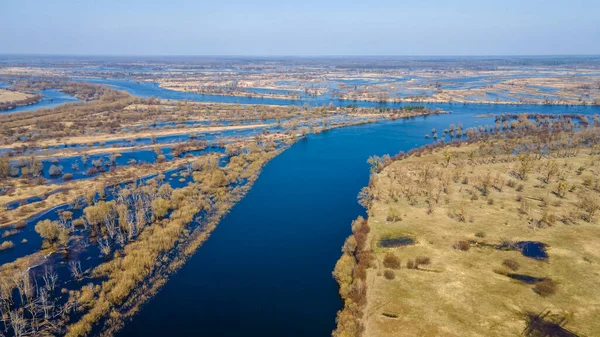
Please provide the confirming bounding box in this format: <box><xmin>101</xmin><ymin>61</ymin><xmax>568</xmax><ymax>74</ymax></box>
<box><xmin>0</xmin><ymin>267</ymin><xmax>71</xmax><ymax>337</ymax></box>
<box><xmin>35</xmin><ymin>219</ymin><xmax>70</xmax><ymax>247</ymax></box>
<box><xmin>63</xmin><ymin>142</ymin><xmax>281</xmax><ymax>336</ymax></box>
<box><xmin>332</xmin><ymin>216</ymin><xmax>372</xmax><ymax>337</ymax></box>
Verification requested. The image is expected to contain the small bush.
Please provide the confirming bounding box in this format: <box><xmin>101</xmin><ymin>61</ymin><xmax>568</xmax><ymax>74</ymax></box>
<box><xmin>453</xmin><ymin>240</ymin><xmax>470</xmax><ymax>251</ymax></box>
<box><xmin>383</xmin><ymin>253</ymin><xmax>401</xmax><ymax>269</ymax></box>
<box><xmin>0</xmin><ymin>241</ymin><xmax>14</xmax><ymax>251</ymax></box>
<box><xmin>48</xmin><ymin>165</ymin><xmax>63</xmax><ymax>177</ymax></box>
<box><xmin>415</xmin><ymin>256</ymin><xmax>431</xmax><ymax>266</ymax></box>
<box><xmin>487</xmin><ymin>198</ymin><xmax>494</xmax><ymax>205</ymax></box>
<box><xmin>502</xmin><ymin>259</ymin><xmax>520</xmax><ymax>271</ymax></box>
<box><xmin>386</xmin><ymin>213</ymin><xmax>402</xmax><ymax>222</ymax></box>
<box><xmin>406</xmin><ymin>259</ymin><xmax>415</xmax><ymax>269</ymax></box>
<box><xmin>72</xmin><ymin>217</ymin><xmax>86</xmax><ymax>227</ymax></box>
<box><xmin>493</xmin><ymin>267</ymin><xmax>509</xmax><ymax>275</ymax></box>
<box><xmin>383</xmin><ymin>270</ymin><xmax>395</xmax><ymax>280</ymax></box>
<box><xmin>475</xmin><ymin>231</ymin><xmax>486</xmax><ymax>238</ymax></box>
<box><xmin>533</xmin><ymin>279</ymin><xmax>557</xmax><ymax>297</ymax></box>
<box><xmin>516</xmin><ymin>184</ymin><xmax>524</xmax><ymax>192</ymax></box>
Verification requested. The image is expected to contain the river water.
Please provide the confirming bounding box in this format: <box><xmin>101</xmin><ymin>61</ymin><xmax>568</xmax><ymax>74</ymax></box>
<box><xmin>0</xmin><ymin>87</ymin><xmax>80</xmax><ymax>113</ymax></box>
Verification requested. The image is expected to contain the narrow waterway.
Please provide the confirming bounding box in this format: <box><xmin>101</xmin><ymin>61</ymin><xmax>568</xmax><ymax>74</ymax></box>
<box><xmin>0</xmin><ymin>87</ymin><xmax>80</xmax><ymax>113</ymax></box>
<box><xmin>116</xmin><ymin>106</ymin><xmax>597</xmax><ymax>337</ymax></box>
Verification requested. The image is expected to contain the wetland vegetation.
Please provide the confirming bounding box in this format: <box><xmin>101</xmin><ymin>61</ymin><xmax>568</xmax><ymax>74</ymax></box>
<box><xmin>0</xmin><ymin>70</ymin><xmax>448</xmax><ymax>336</ymax></box>
<box><xmin>334</xmin><ymin>115</ymin><xmax>600</xmax><ymax>337</ymax></box>
<box><xmin>1</xmin><ymin>55</ymin><xmax>600</xmax><ymax>337</ymax></box>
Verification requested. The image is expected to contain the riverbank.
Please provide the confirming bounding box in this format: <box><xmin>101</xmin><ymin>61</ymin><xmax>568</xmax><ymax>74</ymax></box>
<box><xmin>335</xmin><ymin>121</ymin><xmax>600</xmax><ymax>336</ymax></box>
<box><xmin>153</xmin><ymin>80</ymin><xmax>600</xmax><ymax>107</ymax></box>
<box><xmin>0</xmin><ymin>104</ymin><xmax>442</xmax><ymax>336</ymax></box>
<box><xmin>0</xmin><ymin>88</ymin><xmax>42</xmax><ymax>111</ymax></box>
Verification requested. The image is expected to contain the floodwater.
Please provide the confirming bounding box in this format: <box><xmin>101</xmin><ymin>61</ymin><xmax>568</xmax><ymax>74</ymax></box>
<box><xmin>116</xmin><ymin>104</ymin><xmax>599</xmax><ymax>337</ymax></box>
<box><xmin>0</xmin><ymin>88</ymin><xmax>80</xmax><ymax>113</ymax></box>
<box><xmin>2</xmin><ymin>76</ymin><xmax>600</xmax><ymax>336</ymax></box>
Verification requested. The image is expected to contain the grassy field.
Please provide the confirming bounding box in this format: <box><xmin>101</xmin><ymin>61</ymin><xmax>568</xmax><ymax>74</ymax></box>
<box><xmin>0</xmin><ymin>89</ymin><xmax>33</xmax><ymax>103</ymax></box>
<box><xmin>334</xmin><ymin>122</ymin><xmax>600</xmax><ymax>337</ymax></box>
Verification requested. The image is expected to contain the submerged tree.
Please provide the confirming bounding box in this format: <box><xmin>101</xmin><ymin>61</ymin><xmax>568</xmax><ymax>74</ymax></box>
<box><xmin>35</xmin><ymin>219</ymin><xmax>70</xmax><ymax>246</ymax></box>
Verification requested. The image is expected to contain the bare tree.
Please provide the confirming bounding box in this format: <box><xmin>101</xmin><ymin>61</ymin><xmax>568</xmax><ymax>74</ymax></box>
<box><xmin>69</xmin><ymin>261</ymin><xmax>83</xmax><ymax>280</ymax></box>
<box><xmin>41</xmin><ymin>267</ymin><xmax>57</xmax><ymax>292</ymax></box>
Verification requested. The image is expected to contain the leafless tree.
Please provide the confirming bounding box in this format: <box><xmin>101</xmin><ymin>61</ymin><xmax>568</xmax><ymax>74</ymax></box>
<box><xmin>69</xmin><ymin>261</ymin><xmax>83</xmax><ymax>280</ymax></box>
<box><xmin>97</xmin><ymin>237</ymin><xmax>111</xmax><ymax>256</ymax></box>
<box><xmin>41</xmin><ymin>267</ymin><xmax>57</xmax><ymax>292</ymax></box>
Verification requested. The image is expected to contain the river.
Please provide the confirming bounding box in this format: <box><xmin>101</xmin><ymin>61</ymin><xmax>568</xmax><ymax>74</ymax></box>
<box><xmin>3</xmin><ymin>77</ymin><xmax>600</xmax><ymax>336</ymax></box>
<box><xmin>0</xmin><ymin>86</ymin><xmax>80</xmax><ymax>113</ymax></box>
<box><xmin>115</xmin><ymin>103</ymin><xmax>599</xmax><ymax>337</ymax></box>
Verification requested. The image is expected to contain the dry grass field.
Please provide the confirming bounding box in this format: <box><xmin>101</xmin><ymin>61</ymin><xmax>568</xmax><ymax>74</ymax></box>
<box><xmin>334</xmin><ymin>122</ymin><xmax>600</xmax><ymax>337</ymax></box>
<box><xmin>0</xmin><ymin>89</ymin><xmax>33</xmax><ymax>103</ymax></box>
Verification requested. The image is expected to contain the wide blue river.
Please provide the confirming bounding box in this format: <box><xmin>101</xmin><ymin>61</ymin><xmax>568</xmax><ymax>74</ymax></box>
<box><xmin>115</xmin><ymin>103</ymin><xmax>599</xmax><ymax>337</ymax></box>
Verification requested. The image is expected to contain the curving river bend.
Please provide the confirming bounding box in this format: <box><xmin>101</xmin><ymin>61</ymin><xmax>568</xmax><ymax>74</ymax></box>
<box><xmin>2</xmin><ymin>77</ymin><xmax>599</xmax><ymax>336</ymax></box>
<box><xmin>115</xmin><ymin>103</ymin><xmax>600</xmax><ymax>337</ymax></box>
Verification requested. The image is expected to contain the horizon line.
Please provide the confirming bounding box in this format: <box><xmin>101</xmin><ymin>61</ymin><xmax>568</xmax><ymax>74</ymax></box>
<box><xmin>1</xmin><ymin>53</ymin><xmax>600</xmax><ymax>58</ymax></box>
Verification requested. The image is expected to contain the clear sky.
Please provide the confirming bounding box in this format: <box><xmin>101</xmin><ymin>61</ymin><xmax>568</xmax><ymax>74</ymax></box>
<box><xmin>1</xmin><ymin>0</ymin><xmax>599</xmax><ymax>56</ymax></box>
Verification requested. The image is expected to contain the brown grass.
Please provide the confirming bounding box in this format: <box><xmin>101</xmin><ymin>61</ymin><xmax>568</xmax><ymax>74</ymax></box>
<box><xmin>339</xmin><ymin>124</ymin><xmax>600</xmax><ymax>337</ymax></box>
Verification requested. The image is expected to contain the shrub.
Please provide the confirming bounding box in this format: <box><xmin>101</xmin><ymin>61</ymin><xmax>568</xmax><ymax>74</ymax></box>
<box><xmin>540</xmin><ymin>211</ymin><xmax>557</xmax><ymax>226</ymax></box>
<box><xmin>341</xmin><ymin>236</ymin><xmax>357</xmax><ymax>254</ymax></box>
<box><xmin>49</xmin><ymin>165</ymin><xmax>63</xmax><ymax>176</ymax></box>
<box><xmin>556</xmin><ymin>181</ymin><xmax>568</xmax><ymax>198</ymax></box>
<box><xmin>406</xmin><ymin>259</ymin><xmax>415</xmax><ymax>269</ymax></box>
<box><xmin>0</xmin><ymin>241</ymin><xmax>14</xmax><ymax>251</ymax></box>
<box><xmin>475</xmin><ymin>231</ymin><xmax>486</xmax><ymax>238</ymax></box>
<box><xmin>383</xmin><ymin>270</ymin><xmax>395</xmax><ymax>280</ymax></box>
<box><xmin>0</xmin><ymin>157</ymin><xmax>9</xmax><ymax>179</ymax></box>
<box><xmin>453</xmin><ymin>240</ymin><xmax>470</xmax><ymax>251</ymax></box>
<box><xmin>533</xmin><ymin>279</ymin><xmax>557</xmax><ymax>297</ymax></box>
<box><xmin>35</xmin><ymin>219</ymin><xmax>69</xmax><ymax>245</ymax></box>
<box><xmin>383</xmin><ymin>253</ymin><xmax>401</xmax><ymax>269</ymax></box>
<box><xmin>152</xmin><ymin>197</ymin><xmax>170</xmax><ymax>219</ymax></box>
<box><xmin>386</xmin><ymin>209</ymin><xmax>402</xmax><ymax>222</ymax></box>
<box><xmin>502</xmin><ymin>259</ymin><xmax>520</xmax><ymax>271</ymax></box>
<box><xmin>415</xmin><ymin>256</ymin><xmax>431</xmax><ymax>266</ymax></box>
<box><xmin>351</xmin><ymin>216</ymin><xmax>370</xmax><ymax>251</ymax></box>
<box><xmin>210</xmin><ymin>170</ymin><xmax>228</xmax><ymax>187</ymax></box>
<box><xmin>578</xmin><ymin>192</ymin><xmax>600</xmax><ymax>221</ymax></box>
<box><xmin>84</xmin><ymin>201</ymin><xmax>115</xmax><ymax>225</ymax></box>
<box><xmin>492</xmin><ymin>267</ymin><xmax>509</xmax><ymax>276</ymax></box>
<box><xmin>72</xmin><ymin>217</ymin><xmax>86</xmax><ymax>227</ymax></box>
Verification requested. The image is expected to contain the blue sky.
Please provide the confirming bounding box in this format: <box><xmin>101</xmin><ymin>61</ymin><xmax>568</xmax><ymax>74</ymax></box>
<box><xmin>1</xmin><ymin>0</ymin><xmax>599</xmax><ymax>56</ymax></box>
